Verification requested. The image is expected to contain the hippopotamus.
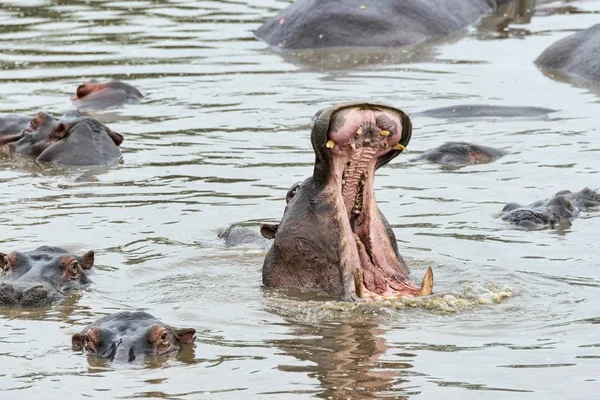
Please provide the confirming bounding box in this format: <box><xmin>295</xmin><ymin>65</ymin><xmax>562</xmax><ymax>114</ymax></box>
<box><xmin>71</xmin><ymin>79</ymin><xmax>143</xmax><ymax>110</ymax></box>
<box><xmin>535</xmin><ymin>23</ymin><xmax>600</xmax><ymax>84</ymax></box>
<box><xmin>415</xmin><ymin>105</ymin><xmax>557</xmax><ymax>119</ymax></box>
<box><xmin>414</xmin><ymin>142</ymin><xmax>506</xmax><ymax>165</ymax></box>
<box><xmin>0</xmin><ymin>246</ymin><xmax>94</xmax><ymax>307</ymax></box>
<box><xmin>501</xmin><ymin>187</ymin><xmax>600</xmax><ymax>229</ymax></box>
<box><xmin>0</xmin><ymin>111</ymin><xmax>123</xmax><ymax>166</ymax></box>
<box><xmin>219</xmin><ymin>224</ymin><xmax>271</xmax><ymax>251</ymax></box>
<box><xmin>256</xmin><ymin>0</ymin><xmax>514</xmax><ymax>50</ymax></box>
<box><xmin>72</xmin><ymin>311</ymin><xmax>196</xmax><ymax>362</ymax></box>
<box><xmin>262</xmin><ymin>102</ymin><xmax>433</xmax><ymax>301</ymax></box>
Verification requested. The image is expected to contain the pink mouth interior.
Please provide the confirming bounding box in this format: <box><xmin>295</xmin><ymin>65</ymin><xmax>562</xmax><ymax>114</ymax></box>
<box><xmin>328</xmin><ymin>108</ymin><xmax>424</xmax><ymax>299</ymax></box>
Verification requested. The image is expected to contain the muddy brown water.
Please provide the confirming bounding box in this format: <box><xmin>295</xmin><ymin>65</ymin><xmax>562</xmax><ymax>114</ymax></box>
<box><xmin>0</xmin><ymin>0</ymin><xmax>599</xmax><ymax>398</ymax></box>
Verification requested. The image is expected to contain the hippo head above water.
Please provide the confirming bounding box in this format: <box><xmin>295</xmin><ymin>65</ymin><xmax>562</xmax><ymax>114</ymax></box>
<box><xmin>0</xmin><ymin>111</ymin><xmax>123</xmax><ymax>166</ymax></box>
<box><xmin>261</xmin><ymin>102</ymin><xmax>433</xmax><ymax>301</ymax></box>
<box><xmin>72</xmin><ymin>79</ymin><xmax>144</xmax><ymax>110</ymax></box>
<box><xmin>72</xmin><ymin>311</ymin><xmax>196</xmax><ymax>362</ymax></box>
<box><xmin>0</xmin><ymin>246</ymin><xmax>94</xmax><ymax>307</ymax></box>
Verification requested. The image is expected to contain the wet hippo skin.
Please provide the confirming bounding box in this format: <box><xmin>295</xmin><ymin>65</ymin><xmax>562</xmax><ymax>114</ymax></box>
<box><xmin>414</xmin><ymin>142</ymin><xmax>506</xmax><ymax>165</ymax></box>
<box><xmin>0</xmin><ymin>246</ymin><xmax>94</xmax><ymax>307</ymax></box>
<box><xmin>256</xmin><ymin>0</ymin><xmax>515</xmax><ymax>50</ymax></box>
<box><xmin>0</xmin><ymin>111</ymin><xmax>123</xmax><ymax>166</ymax></box>
<box><xmin>262</xmin><ymin>102</ymin><xmax>433</xmax><ymax>301</ymax></box>
<box><xmin>535</xmin><ymin>23</ymin><xmax>600</xmax><ymax>84</ymax></box>
<box><xmin>501</xmin><ymin>187</ymin><xmax>600</xmax><ymax>229</ymax></box>
<box><xmin>72</xmin><ymin>79</ymin><xmax>143</xmax><ymax>110</ymax></box>
<box><xmin>72</xmin><ymin>311</ymin><xmax>196</xmax><ymax>362</ymax></box>
<box><xmin>416</xmin><ymin>105</ymin><xmax>557</xmax><ymax>119</ymax></box>
<box><xmin>219</xmin><ymin>224</ymin><xmax>272</xmax><ymax>251</ymax></box>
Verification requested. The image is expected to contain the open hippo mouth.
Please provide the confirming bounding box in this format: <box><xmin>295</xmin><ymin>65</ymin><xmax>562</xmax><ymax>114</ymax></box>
<box><xmin>314</xmin><ymin>103</ymin><xmax>433</xmax><ymax>300</ymax></box>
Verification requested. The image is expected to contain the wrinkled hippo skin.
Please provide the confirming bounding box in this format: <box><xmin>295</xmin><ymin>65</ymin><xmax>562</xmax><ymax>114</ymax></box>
<box><xmin>416</xmin><ymin>105</ymin><xmax>557</xmax><ymax>119</ymax></box>
<box><xmin>262</xmin><ymin>102</ymin><xmax>433</xmax><ymax>301</ymax></box>
<box><xmin>0</xmin><ymin>246</ymin><xmax>94</xmax><ymax>307</ymax></box>
<box><xmin>256</xmin><ymin>0</ymin><xmax>514</xmax><ymax>50</ymax></box>
<box><xmin>0</xmin><ymin>111</ymin><xmax>123</xmax><ymax>166</ymax></box>
<box><xmin>501</xmin><ymin>188</ymin><xmax>600</xmax><ymax>229</ymax></box>
<box><xmin>72</xmin><ymin>79</ymin><xmax>143</xmax><ymax>110</ymax></box>
<box><xmin>535</xmin><ymin>23</ymin><xmax>600</xmax><ymax>83</ymax></box>
<box><xmin>219</xmin><ymin>224</ymin><xmax>272</xmax><ymax>251</ymax></box>
<box><xmin>72</xmin><ymin>311</ymin><xmax>196</xmax><ymax>362</ymax></box>
<box><xmin>414</xmin><ymin>142</ymin><xmax>506</xmax><ymax>165</ymax></box>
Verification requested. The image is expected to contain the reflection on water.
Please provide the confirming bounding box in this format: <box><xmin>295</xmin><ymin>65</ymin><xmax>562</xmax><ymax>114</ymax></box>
<box><xmin>0</xmin><ymin>0</ymin><xmax>599</xmax><ymax>398</ymax></box>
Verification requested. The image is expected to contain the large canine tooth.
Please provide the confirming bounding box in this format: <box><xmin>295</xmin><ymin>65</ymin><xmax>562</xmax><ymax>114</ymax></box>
<box><xmin>352</xmin><ymin>268</ymin><xmax>364</xmax><ymax>298</ymax></box>
<box><xmin>355</xmin><ymin>128</ymin><xmax>362</xmax><ymax>136</ymax></box>
<box><xmin>379</xmin><ymin>130</ymin><xmax>390</xmax><ymax>137</ymax></box>
<box><xmin>417</xmin><ymin>267</ymin><xmax>434</xmax><ymax>296</ymax></box>
<box><xmin>326</xmin><ymin>140</ymin><xmax>336</xmax><ymax>149</ymax></box>
<box><xmin>392</xmin><ymin>143</ymin><xmax>407</xmax><ymax>151</ymax></box>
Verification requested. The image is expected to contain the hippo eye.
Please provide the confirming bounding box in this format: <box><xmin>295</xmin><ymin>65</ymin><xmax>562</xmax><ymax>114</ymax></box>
<box><xmin>68</xmin><ymin>262</ymin><xmax>79</xmax><ymax>277</ymax></box>
<box><xmin>160</xmin><ymin>332</ymin><xmax>169</xmax><ymax>342</ymax></box>
<box><xmin>26</xmin><ymin>119</ymin><xmax>39</xmax><ymax>133</ymax></box>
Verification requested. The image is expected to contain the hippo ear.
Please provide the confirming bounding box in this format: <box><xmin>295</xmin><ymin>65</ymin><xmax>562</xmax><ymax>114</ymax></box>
<box><xmin>105</xmin><ymin>127</ymin><xmax>123</xmax><ymax>146</ymax></box>
<box><xmin>0</xmin><ymin>252</ymin><xmax>16</xmax><ymax>270</ymax></box>
<box><xmin>260</xmin><ymin>224</ymin><xmax>279</xmax><ymax>239</ymax></box>
<box><xmin>50</xmin><ymin>122</ymin><xmax>70</xmax><ymax>141</ymax></box>
<box><xmin>0</xmin><ymin>253</ymin><xmax>6</xmax><ymax>270</ymax></box>
<box><xmin>174</xmin><ymin>328</ymin><xmax>196</xmax><ymax>344</ymax></box>
<box><xmin>81</xmin><ymin>251</ymin><xmax>94</xmax><ymax>270</ymax></box>
<box><xmin>72</xmin><ymin>333</ymin><xmax>84</xmax><ymax>351</ymax></box>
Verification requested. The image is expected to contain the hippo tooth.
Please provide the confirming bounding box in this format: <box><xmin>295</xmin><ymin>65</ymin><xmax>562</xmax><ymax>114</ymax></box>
<box><xmin>379</xmin><ymin>130</ymin><xmax>390</xmax><ymax>137</ymax></box>
<box><xmin>417</xmin><ymin>267</ymin><xmax>434</xmax><ymax>296</ymax></box>
<box><xmin>355</xmin><ymin>128</ymin><xmax>362</xmax><ymax>136</ymax></box>
<box><xmin>352</xmin><ymin>268</ymin><xmax>364</xmax><ymax>299</ymax></box>
<box><xmin>350</xmin><ymin>142</ymin><xmax>356</xmax><ymax>150</ymax></box>
<box><xmin>392</xmin><ymin>143</ymin><xmax>407</xmax><ymax>151</ymax></box>
<box><xmin>326</xmin><ymin>140</ymin><xmax>336</xmax><ymax>149</ymax></box>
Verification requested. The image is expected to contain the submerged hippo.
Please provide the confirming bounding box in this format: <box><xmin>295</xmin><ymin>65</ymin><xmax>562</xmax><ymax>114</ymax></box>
<box><xmin>72</xmin><ymin>79</ymin><xmax>143</xmax><ymax>110</ymax></box>
<box><xmin>0</xmin><ymin>246</ymin><xmax>94</xmax><ymax>307</ymax></box>
<box><xmin>535</xmin><ymin>23</ymin><xmax>600</xmax><ymax>84</ymax></box>
<box><xmin>414</xmin><ymin>142</ymin><xmax>506</xmax><ymax>165</ymax></box>
<box><xmin>72</xmin><ymin>311</ymin><xmax>196</xmax><ymax>362</ymax></box>
<box><xmin>256</xmin><ymin>0</ymin><xmax>514</xmax><ymax>50</ymax></box>
<box><xmin>416</xmin><ymin>105</ymin><xmax>557</xmax><ymax>119</ymax></box>
<box><xmin>0</xmin><ymin>111</ymin><xmax>123</xmax><ymax>166</ymax></box>
<box><xmin>219</xmin><ymin>224</ymin><xmax>271</xmax><ymax>251</ymax></box>
<box><xmin>501</xmin><ymin>187</ymin><xmax>600</xmax><ymax>229</ymax></box>
<box><xmin>262</xmin><ymin>102</ymin><xmax>433</xmax><ymax>301</ymax></box>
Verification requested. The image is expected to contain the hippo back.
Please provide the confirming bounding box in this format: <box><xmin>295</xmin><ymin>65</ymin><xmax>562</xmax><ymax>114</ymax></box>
<box><xmin>535</xmin><ymin>23</ymin><xmax>600</xmax><ymax>83</ymax></box>
<box><xmin>256</xmin><ymin>0</ymin><xmax>498</xmax><ymax>50</ymax></box>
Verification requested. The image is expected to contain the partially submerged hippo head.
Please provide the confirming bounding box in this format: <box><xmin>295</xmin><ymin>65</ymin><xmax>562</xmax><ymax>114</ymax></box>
<box><xmin>0</xmin><ymin>111</ymin><xmax>123</xmax><ymax>166</ymax></box>
<box><xmin>0</xmin><ymin>246</ymin><xmax>94</xmax><ymax>307</ymax></box>
<box><xmin>72</xmin><ymin>79</ymin><xmax>144</xmax><ymax>110</ymax></box>
<box><xmin>262</xmin><ymin>102</ymin><xmax>433</xmax><ymax>301</ymax></box>
<box><xmin>72</xmin><ymin>311</ymin><xmax>196</xmax><ymax>362</ymax></box>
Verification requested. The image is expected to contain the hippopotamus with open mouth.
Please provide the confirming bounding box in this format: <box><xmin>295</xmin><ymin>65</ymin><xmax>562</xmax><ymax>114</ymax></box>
<box><xmin>72</xmin><ymin>311</ymin><xmax>196</xmax><ymax>362</ymax></box>
<box><xmin>0</xmin><ymin>246</ymin><xmax>94</xmax><ymax>307</ymax></box>
<box><xmin>261</xmin><ymin>102</ymin><xmax>433</xmax><ymax>301</ymax></box>
<box><xmin>71</xmin><ymin>79</ymin><xmax>144</xmax><ymax>110</ymax></box>
<box><xmin>0</xmin><ymin>111</ymin><xmax>123</xmax><ymax>166</ymax></box>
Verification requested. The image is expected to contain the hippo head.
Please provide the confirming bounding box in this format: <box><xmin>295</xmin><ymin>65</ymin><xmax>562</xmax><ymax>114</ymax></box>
<box><xmin>72</xmin><ymin>79</ymin><xmax>143</xmax><ymax>110</ymax></box>
<box><xmin>261</xmin><ymin>102</ymin><xmax>433</xmax><ymax>301</ymax></box>
<box><xmin>0</xmin><ymin>246</ymin><xmax>94</xmax><ymax>307</ymax></box>
<box><xmin>72</xmin><ymin>311</ymin><xmax>196</xmax><ymax>362</ymax></box>
<box><xmin>1</xmin><ymin>111</ymin><xmax>123</xmax><ymax>166</ymax></box>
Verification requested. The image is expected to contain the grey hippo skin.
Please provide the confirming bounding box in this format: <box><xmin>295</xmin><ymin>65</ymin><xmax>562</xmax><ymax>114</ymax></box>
<box><xmin>256</xmin><ymin>0</ymin><xmax>514</xmax><ymax>50</ymax></box>
<box><xmin>535</xmin><ymin>23</ymin><xmax>600</xmax><ymax>83</ymax></box>
<box><xmin>261</xmin><ymin>102</ymin><xmax>433</xmax><ymax>301</ymax></box>
<box><xmin>414</xmin><ymin>142</ymin><xmax>506</xmax><ymax>165</ymax></box>
<box><xmin>416</xmin><ymin>105</ymin><xmax>557</xmax><ymax>119</ymax></box>
<box><xmin>219</xmin><ymin>224</ymin><xmax>272</xmax><ymax>251</ymax></box>
<box><xmin>0</xmin><ymin>111</ymin><xmax>123</xmax><ymax>166</ymax></box>
<box><xmin>501</xmin><ymin>188</ymin><xmax>600</xmax><ymax>229</ymax></box>
<box><xmin>0</xmin><ymin>246</ymin><xmax>94</xmax><ymax>307</ymax></box>
<box><xmin>72</xmin><ymin>311</ymin><xmax>196</xmax><ymax>362</ymax></box>
<box><xmin>71</xmin><ymin>79</ymin><xmax>143</xmax><ymax>110</ymax></box>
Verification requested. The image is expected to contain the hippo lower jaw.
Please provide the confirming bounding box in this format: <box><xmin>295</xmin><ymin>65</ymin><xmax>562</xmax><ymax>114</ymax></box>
<box><xmin>327</xmin><ymin>119</ymin><xmax>433</xmax><ymax>300</ymax></box>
